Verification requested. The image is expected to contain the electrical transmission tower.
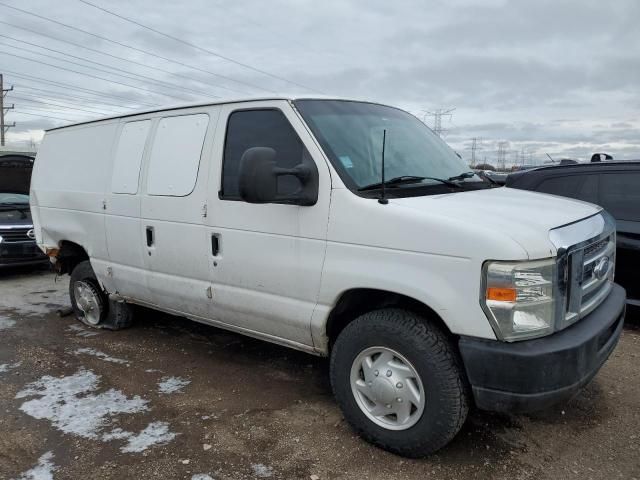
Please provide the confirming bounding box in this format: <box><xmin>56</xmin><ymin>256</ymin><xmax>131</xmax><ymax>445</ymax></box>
<box><xmin>497</xmin><ymin>141</ymin><xmax>509</xmax><ymax>171</ymax></box>
<box><xmin>423</xmin><ymin>108</ymin><xmax>455</xmax><ymax>137</ymax></box>
<box><xmin>469</xmin><ymin>137</ymin><xmax>482</xmax><ymax>167</ymax></box>
<box><xmin>1</xmin><ymin>74</ymin><xmax>16</xmax><ymax>146</ymax></box>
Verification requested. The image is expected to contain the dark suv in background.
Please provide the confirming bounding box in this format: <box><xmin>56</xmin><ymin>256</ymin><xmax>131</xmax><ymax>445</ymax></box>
<box><xmin>0</xmin><ymin>154</ymin><xmax>48</xmax><ymax>268</ymax></box>
<box><xmin>507</xmin><ymin>161</ymin><xmax>639</xmax><ymax>308</ymax></box>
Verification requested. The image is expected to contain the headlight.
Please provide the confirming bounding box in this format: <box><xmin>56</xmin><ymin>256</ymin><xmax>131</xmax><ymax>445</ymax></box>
<box><xmin>481</xmin><ymin>258</ymin><xmax>558</xmax><ymax>341</ymax></box>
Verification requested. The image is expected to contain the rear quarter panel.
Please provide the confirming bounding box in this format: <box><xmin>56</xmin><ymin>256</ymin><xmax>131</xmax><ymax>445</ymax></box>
<box><xmin>31</xmin><ymin>121</ymin><xmax>118</xmax><ymax>260</ymax></box>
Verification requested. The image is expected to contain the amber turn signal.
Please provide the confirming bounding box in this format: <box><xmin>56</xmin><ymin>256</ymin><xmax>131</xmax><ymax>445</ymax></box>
<box><xmin>486</xmin><ymin>287</ymin><xmax>517</xmax><ymax>302</ymax></box>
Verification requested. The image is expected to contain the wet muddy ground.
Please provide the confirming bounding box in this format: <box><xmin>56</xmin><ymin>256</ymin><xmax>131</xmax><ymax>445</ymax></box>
<box><xmin>1</xmin><ymin>267</ymin><xmax>639</xmax><ymax>479</ymax></box>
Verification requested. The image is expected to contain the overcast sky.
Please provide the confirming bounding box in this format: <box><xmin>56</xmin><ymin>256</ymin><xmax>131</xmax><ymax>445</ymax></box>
<box><xmin>2</xmin><ymin>0</ymin><xmax>639</xmax><ymax>165</ymax></box>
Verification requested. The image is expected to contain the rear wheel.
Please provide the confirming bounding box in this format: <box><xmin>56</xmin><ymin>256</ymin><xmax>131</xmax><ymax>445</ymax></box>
<box><xmin>330</xmin><ymin>308</ymin><xmax>469</xmax><ymax>457</ymax></box>
<box><xmin>69</xmin><ymin>260</ymin><xmax>133</xmax><ymax>330</ymax></box>
<box><xmin>69</xmin><ymin>261</ymin><xmax>106</xmax><ymax>327</ymax></box>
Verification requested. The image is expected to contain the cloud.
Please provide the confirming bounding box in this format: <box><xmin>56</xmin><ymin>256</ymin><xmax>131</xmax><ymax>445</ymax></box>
<box><xmin>2</xmin><ymin>0</ymin><xmax>638</xmax><ymax>163</ymax></box>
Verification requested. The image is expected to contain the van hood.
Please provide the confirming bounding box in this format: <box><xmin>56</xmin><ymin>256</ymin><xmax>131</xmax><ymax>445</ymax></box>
<box><xmin>390</xmin><ymin>186</ymin><xmax>601</xmax><ymax>259</ymax></box>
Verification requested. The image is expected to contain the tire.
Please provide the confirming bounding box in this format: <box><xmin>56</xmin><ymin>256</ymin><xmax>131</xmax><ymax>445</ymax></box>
<box><xmin>69</xmin><ymin>260</ymin><xmax>133</xmax><ymax>330</ymax></box>
<box><xmin>330</xmin><ymin>308</ymin><xmax>469</xmax><ymax>457</ymax></box>
<box><xmin>69</xmin><ymin>260</ymin><xmax>107</xmax><ymax>328</ymax></box>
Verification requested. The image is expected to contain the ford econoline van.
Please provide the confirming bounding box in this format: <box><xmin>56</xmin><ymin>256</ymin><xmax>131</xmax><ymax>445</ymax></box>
<box><xmin>30</xmin><ymin>97</ymin><xmax>626</xmax><ymax>457</ymax></box>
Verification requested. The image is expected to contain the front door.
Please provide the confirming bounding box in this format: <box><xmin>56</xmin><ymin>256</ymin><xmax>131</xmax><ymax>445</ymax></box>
<box><xmin>206</xmin><ymin>101</ymin><xmax>331</xmax><ymax>347</ymax></box>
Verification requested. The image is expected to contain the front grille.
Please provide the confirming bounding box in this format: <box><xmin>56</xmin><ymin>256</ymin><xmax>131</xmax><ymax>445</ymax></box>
<box><xmin>562</xmin><ymin>233</ymin><xmax>615</xmax><ymax>327</ymax></box>
<box><xmin>0</xmin><ymin>227</ymin><xmax>32</xmax><ymax>243</ymax></box>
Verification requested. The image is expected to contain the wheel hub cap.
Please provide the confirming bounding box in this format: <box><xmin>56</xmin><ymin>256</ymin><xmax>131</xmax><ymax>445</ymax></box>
<box><xmin>350</xmin><ymin>346</ymin><xmax>425</xmax><ymax>430</ymax></box>
<box><xmin>74</xmin><ymin>281</ymin><xmax>101</xmax><ymax>326</ymax></box>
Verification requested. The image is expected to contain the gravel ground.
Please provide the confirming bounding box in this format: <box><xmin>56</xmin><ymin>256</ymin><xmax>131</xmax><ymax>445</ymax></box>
<box><xmin>0</xmin><ymin>267</ymin><xmax>638</xmax><ymax>480</ymax></box>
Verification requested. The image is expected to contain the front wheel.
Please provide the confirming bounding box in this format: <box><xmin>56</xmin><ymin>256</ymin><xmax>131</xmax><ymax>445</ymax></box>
<box><xmin>330</xmin><ymin>308</ymin><xmax>469</xmax><ymax>457</ymax></box>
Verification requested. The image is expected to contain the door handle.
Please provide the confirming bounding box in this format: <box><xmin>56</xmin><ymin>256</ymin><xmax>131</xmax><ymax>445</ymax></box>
<box><xmin>211</xmin><ymin>234</ymin><xmax>220</xmax><ymax>256</ymax></box>
<box><xmin>146</xmin><ymin>226</ymin><xmax>154</xmax><ymax>247</ymax></box>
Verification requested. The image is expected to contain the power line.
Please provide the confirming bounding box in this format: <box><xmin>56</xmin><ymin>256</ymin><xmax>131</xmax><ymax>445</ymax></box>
<box><xmin>12</xmin><ymin>110</ymin><xmax>73</xmax><ymax>122</ymax></box>
<box><xmin>0</xmin><ymin>20</ymin><xmax>249</xmax><ymax>95</ymax></box>
<box><xmin>0</xmin><ymin>50</ymin><xmax>197</xmax><ymax>100</ymax></box>
<box><xmin>12</xmin><ymin>84</ymin><xmax>139</xmax><ymax>109</ymax></box>
<box><xmin>2</xmin><ymin>69</ymin><xmax>160</xmax><ymax>107</ymax></box>
<box><xmin>77</xmin><ymin>0</ymin><xmax>322</xmax><ymax>93</ymax></box>
<box><xmin>14</xmin><ymin>105</ymin><xmax>84</xmax><ymax>118</ymax></box>
<box><xmin>14</xmin><ymin>91</ymin><xmax>126</xmax><ymax>114</ymax></box>
<box><xmin>12</xmin><ymin>95</ymin><xmax>113</xmax><ymax>115</ymax></box>
<box><xmin>0</xmin><ymin>2</ymin><xmax>274</xmax><ymax>93</ymax></box>
<box><xmin>0</xmin><ymin>35</ymin><xmax>220</xmax><ymax>100</ymax></box>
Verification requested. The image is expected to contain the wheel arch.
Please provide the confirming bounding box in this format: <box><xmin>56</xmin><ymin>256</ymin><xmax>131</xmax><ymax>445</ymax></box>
<box><xmin>325</xmin><ymin>288</ymin><xmax>455</xmax><ymax>352</ymax></box>
<box><xmin>55</xmin><ymin>240</ymin><xmax>90</xmax><ymax>275</ymax></box>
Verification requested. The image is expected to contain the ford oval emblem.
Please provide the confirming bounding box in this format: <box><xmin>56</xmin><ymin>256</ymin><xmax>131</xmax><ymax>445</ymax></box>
<box><xmin>27</xmin><ymin>229</ymin><xmax>36</xmax><ymax>240</ymax></box>
<box><xmin>593</xmin><ymin>256</ymin><xmax>610</xmax><ymax>280</ymax></box>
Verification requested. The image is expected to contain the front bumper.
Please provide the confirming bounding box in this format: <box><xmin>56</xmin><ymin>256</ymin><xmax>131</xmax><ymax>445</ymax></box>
<box><xmin>0</xmin><ymin>241</ymin><xmax>48</xmax><ymax>267</ymax></box>
<box><xmin>459</xmin><ymin>283</ymin><xmax>626</xmax><ymax>413</ymax></box>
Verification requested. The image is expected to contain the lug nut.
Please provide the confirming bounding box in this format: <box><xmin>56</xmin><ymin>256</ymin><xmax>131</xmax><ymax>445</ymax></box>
<box><xmin>397</xmin><ymin>397</ymin><xmax>403</xmax><ymax>403</ymax></box>
<box><xmin>386</xmin><ymin>370</ymin><xmax>392</xmax><ymax>377</ymax></box>
<box><xmin>374</xmin><ymin>370</ymin><xmax>379</xmax><ymax>377</ymax></box>
<box><xmin>385</xmin><ymin>404</ymin><xmax>391</xmax><ymax>409</ymax></box>
<box><xmin>396</xmin><ymin>382</ymin><xmax>403</xmax><ymax>389</ymax></box>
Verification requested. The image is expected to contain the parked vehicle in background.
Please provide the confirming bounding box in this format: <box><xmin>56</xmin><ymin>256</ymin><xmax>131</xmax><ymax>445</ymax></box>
<box><xmin>507</xmin><ymin>161</ymin><xmax>640</xmax><ymax>308</ymax></box>
<box><xmin>31</xmin><ymin>97</ymin><xmax>626</xmax><ymax>457</ymax></box>
<box><xmin>0</xmin><ymin>154</ymin><xmax>48</xmax><ymax>268</ymax></box>
<box><xmin>478</xmin><ymin>169</ymin><xmax>509</xmax><ymax>184</ymax></box>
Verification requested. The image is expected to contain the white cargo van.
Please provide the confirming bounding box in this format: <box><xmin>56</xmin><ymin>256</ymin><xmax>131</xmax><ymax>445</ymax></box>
<box><xmin>31</xmin><ymin>97</ymin><xmax>626</xmax><ymax>457</ymax></box>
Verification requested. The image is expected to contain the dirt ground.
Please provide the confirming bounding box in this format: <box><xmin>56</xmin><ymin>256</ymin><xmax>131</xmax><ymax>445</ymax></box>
<box><xmin>0</xmin><ymin>267</ymin><xmax>638</xmax><ymax>480</ymax></box>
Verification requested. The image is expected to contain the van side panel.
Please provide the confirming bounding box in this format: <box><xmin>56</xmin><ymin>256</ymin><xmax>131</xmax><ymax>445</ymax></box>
<box><xmin>31</xmin><ymin>122</ymin><xmax>118</xmax><ymax>262</ymax></box>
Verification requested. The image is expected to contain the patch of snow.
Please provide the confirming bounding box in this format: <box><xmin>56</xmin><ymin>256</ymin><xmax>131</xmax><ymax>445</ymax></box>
<box><xmin>0</xmin><ymin>362</ymin><xmax>22</xmax><ymax>374</ymax></box>
<box><xmin>191</xmin><ymin>475</ymin><xmax>214</xmax><ymax>480</ymax></box>
<box><xmin>66</xmin><ymin>324</ymin><xmax>99</xmax><ymax>337</ymax></box>
<box><xmin>158</xmin><ymin>376</ymin><xmax>190</xmax><ymax>394</ymax></box>
<box><xmin>252</xmin><ymin>464</ymin><xmax>274</xmax><ymax>478</ymax></box>
<box><xmin>120</xmin><ymin>421</ymin><xmax>176</xmax><ymax>453</ymax></box>
<box><xmin>145</xmin><ymin>368</ymin><xmax>162</xmax><ymax>373</ymax></box>
<box><xmin>15</xmin><ymin>369</ymin><xmax>179</xmax><ymax>454</ymax></box>
<box><xmin>0</xmin><ymin>315</ymin><xmax>17</xmax><ymax>330</ymax></box>
<box><xmin>13</xmin><ymin>451</ymin><xmax>56</xmax><ymax>480</ymax></box>
<box><xmin>16</xmin><ymin>369</ymin><xmax>148</xmax><ymax>439</ymax></box>
<box><xmin>73</xmin><ymin>348</ymin><xmax>129</xmax><ymax>365</ymax></box>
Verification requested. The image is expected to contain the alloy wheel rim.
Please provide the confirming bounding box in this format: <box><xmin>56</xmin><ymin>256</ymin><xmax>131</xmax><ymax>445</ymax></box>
<box><xmin>74</xmin><ymin>281</ymin><xmax>101</xmax><ymax>325</ymax></box>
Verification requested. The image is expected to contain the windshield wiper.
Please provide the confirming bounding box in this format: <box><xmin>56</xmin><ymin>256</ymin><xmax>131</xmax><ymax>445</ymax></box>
<box><xmin>447</xmin><ymin>171</ymin><xmax>476</xmax><ymax>182</ymax></box>
<box><xmin>358</xmin><ymin>175</ymin><xmax>463</xmax><ymax>191</ymax></box>
<box><xmin>358</xmin><ymin>176</ymin><xmax>426</xmax><ymax>191</ymax></box>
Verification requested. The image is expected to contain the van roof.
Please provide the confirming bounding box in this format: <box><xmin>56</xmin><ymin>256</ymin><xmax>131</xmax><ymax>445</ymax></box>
<box><xmin>45</xmin><ymin>95</ymin><xmax>367</xmax><ymax>132</ymax></box>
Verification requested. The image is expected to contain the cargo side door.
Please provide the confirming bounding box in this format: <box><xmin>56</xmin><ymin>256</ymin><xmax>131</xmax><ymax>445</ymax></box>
<box><xmin>103</xmin><ymin>118</ymin><xmax>153</xmax><ymax>302</ymax></box>
<box><xmin>140</xmin><ymin>108</ymin><xmax>220</xmax><ymax>318</ymax></box>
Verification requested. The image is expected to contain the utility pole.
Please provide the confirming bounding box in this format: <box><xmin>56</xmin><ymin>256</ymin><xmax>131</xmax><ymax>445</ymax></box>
<box><xmin>423</xmin><ymin>107</ymin><xmax>455</xmax><ymax>137</ymax></box>
<box><xmin>1</xmin><ymin>74</ymin><xmax>16</xmax><ymax>147</ymax></box>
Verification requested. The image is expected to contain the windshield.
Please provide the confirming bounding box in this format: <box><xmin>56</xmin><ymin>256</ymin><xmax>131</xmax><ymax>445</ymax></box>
<box><xmin>294</xmin><ymin>100</ymin><xmax>478</xmax><ymax>191</ymax></box>
<box><xmin>0</xmin><ymin>193</ymin><xmax>30</xmax><ymax>205</ymax></box>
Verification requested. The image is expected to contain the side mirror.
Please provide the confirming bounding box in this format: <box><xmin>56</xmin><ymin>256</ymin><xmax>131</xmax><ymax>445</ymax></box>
<box><xmin>238</xmin><ymin>147</ymin><xmax>318</xmax><ymax>206</ymax></box>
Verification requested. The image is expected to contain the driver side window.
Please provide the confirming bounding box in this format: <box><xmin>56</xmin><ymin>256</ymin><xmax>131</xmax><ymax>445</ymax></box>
<box><xmin>220</xmin><ymin>109</ymin><xmax>308</xmax><ymax>200</ymax></box>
